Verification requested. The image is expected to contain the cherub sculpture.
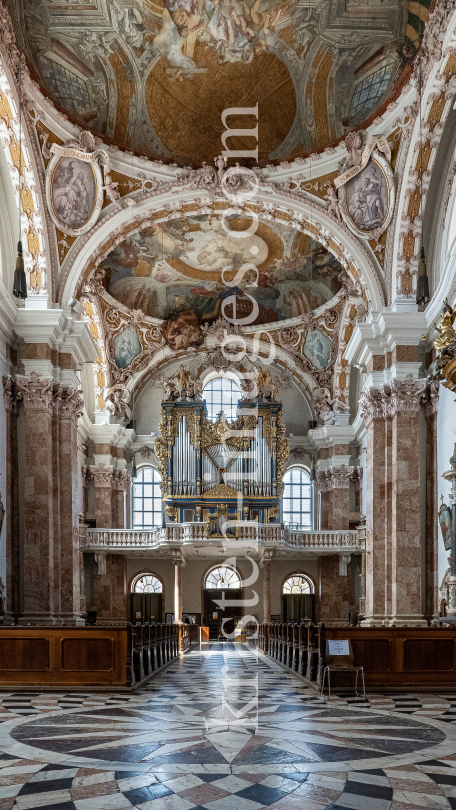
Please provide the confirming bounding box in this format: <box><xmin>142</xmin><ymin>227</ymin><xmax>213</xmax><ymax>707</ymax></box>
<box><xmin>324</xmin><ymin>185</ymin><xmax>342</xmax><ymax>222</ymax></box>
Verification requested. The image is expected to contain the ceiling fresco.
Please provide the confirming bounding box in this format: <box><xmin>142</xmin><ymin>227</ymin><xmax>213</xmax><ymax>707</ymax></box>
<box><xmin>11</xmin><ymin>0</ymin><xmax>428</xmax><ymax>163</ymax></box>
<box><xmin>101</xmin><ymin>214</ymin><xmax>344</xmax><ymax>334</ymax></box>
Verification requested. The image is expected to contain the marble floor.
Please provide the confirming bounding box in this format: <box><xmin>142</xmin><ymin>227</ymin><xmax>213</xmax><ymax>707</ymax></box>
<box><xmin>2</xmin><ymin>645</ymin><xmax>456</xmax><ymax>809</ymax></box>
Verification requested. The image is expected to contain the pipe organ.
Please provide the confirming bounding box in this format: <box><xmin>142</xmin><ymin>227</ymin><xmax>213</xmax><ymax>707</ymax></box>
<box><xmin>154</xmin><ymin>370</ymin><xmax>289</xmax><ymax>528</ymax></box>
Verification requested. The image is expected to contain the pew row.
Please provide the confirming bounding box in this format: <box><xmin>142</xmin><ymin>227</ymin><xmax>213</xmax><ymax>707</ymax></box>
<box><xmin>258</xmin><ymin>622</ymin><xmax>456</xmax><ymax>691</ymax></box>
<box><xmin>0</xmin><ymin>623</ymin><xmax>199</xmax><ymax>689</ymax></box>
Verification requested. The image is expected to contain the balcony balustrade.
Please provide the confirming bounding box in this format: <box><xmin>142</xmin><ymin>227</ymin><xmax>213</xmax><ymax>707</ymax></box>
<box><xmin>81</xmin><ymin>523</ymin><xmax>363</xmax><ymax>555</ymax></box>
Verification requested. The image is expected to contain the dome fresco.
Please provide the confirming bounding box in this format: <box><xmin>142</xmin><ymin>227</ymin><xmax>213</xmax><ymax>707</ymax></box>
<box><xmin>101</xmin><ymin>214</ymin><xmax>344</xmax><ymax>326</ymax></box>
<box><xmin>10</xmin><ymin>0</ymin><xmax>428</xmax><ymax>163</ymax></box>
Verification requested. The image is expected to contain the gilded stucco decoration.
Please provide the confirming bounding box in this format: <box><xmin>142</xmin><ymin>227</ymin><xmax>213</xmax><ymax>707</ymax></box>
<box><xmin>0</xmin><ymin>17</ymin><xmax>48</xmax><ymax>294</ymax></box>
<box><xmin>393</xmin><ymin>0</ymin><xmax>456</xmax><ymax>301</ymax></box>
<box><xmin>7</xmin><ymin>0</ymin><xmax>428</xmax><ymax>162</ymax></box>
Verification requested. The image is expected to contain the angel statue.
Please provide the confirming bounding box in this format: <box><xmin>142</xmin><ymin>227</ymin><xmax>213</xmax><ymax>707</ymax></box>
<box><xmin>313</xmin><ymin>387</ymin><xmax>337</xmax><ymax>426</ymax></box>
<box><xmin>324</xmin><ymin>185</ymin><xmax>342</xmax><ymax>223</ymax></box>
<box><xmin>105</xmin><ymin>384</ymin><xmax>132</xmax><ymax>421</ymax></box>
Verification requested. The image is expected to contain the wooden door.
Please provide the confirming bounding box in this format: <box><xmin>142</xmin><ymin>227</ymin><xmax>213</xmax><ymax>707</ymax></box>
<box><xmin>282</xmin><ymin>593</ymin><xmax>314</xmax><ymax>623</ymax></box>
<box><xmin>130</xmin><ymin>593</ymin><xmax>163</xmax><ymax>624</ymax></box>
<box><xmin>203</xmin><ymin>589</ymin><xmax>242</xmax><ymax>640</ymax></box>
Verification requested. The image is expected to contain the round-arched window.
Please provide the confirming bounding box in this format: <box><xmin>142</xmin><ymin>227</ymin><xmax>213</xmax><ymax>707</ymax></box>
<box><xmin>133</xmin><ymin>574</ymin><xmax>163</xmax><ymax>594</ymax></box>
<box><xmin>205</xmin><ymin>566</ymin><xmax>241</xmax><ymax>589</ymax></box>
<box><xmin>282</xmin><ymin>467</ymin><xmax>312</xmax><ymax>529</ymax></box>
<box><xmin>132</xmin><ymin>467</ymin><xmax>162</xmax><ymax>528</ymax></box>
<box><xmin>283</xmin><ymin>575</ymin><xmax>313</xmax><ymax>595</ymax></box>
<box><xmin>203</xmin><ymin>378</ymin><xmax>241</xmax><ymax>421</ymax></box>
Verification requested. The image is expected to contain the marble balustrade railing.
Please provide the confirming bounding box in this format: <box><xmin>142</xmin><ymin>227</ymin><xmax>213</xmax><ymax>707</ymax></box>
<box><xmin>82</xmin><ymin>524</ymin><xmax>362</xmax><ymax>551</ymax></box>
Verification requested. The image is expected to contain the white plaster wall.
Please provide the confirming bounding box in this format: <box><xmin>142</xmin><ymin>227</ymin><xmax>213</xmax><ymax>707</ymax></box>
<box><xmin>437</xmin><ymin>385</ymin><xmax>456</xmax><ymax>586</ymax></box>
<box><xmin>126</xmin><ymin>555</ymin><xmax>320</xmax><ymax>622</ymax></box>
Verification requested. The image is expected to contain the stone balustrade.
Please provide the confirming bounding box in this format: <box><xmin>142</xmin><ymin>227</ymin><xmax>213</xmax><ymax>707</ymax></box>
<box><xmin>82</xmin><ymin>524</ymin><xmax>362</xmax><ymax>554</ymax></box>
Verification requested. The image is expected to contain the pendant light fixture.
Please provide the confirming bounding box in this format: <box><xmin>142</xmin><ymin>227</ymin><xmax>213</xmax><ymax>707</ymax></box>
<box><xmin>12</xmin><ymin>54</ymin><xmax>27</xmax><ymax>300</ymax></box>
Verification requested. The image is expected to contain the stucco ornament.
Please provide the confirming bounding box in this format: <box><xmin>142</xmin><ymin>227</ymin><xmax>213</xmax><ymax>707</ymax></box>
<box><xmin>333</xmin><ymin>132</ymin><xmax>395</xmax><ymax>241</ymax></box>
<box><xmin>45</xmin><ymin>130</ymin><xmax>118</xmax><ymax>236</ymax></box>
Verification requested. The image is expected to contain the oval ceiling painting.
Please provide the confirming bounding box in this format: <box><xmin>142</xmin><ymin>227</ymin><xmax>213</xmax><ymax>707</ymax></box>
<box><xmin>101</xmin><ymin>214</ymin><xmax>344</xmax><ymax>329</ymax></box>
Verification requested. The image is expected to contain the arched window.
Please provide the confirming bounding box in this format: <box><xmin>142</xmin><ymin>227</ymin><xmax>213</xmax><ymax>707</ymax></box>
<box><xmin>283</xmin><ymin>575</ymin><xmax>313</xmax><ymax>595</ymax></box>
<box><xmin>132</xmin><ymin>467</ymin><xmax>162</xmax><ymax>528</ymax></box>
<box><xmin>205</xmin><ymin>566</ymin><xmax>241</xmax><ymax>589</ymax></box>
<box><xmin>282</xmin><ymin>467</ymin><xmax>312</xmax><ymax>529</ymax></box>
<box><xmin>132</xmin><ymin>574</ymin><xmax>163</xmax><ymax>594</ymax></box>
<box><xmin>203</xmin><ymin>378</ymin><xmax>241</xmax><ymax>421</ymax></box>
<box><xmin>349</xmin><ymin>63</ymin><xmax>394</xmax><ymax>121</ymax></box>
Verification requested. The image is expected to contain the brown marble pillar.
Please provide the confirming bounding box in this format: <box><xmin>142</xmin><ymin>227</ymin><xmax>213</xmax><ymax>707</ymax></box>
<box><xmin>389</xmin><ymin>379</ymin><xmax>427</xmax><ymax>625</ymax></box>
<box><xmin>57</xmin><ymin>389</ymin><xmax>84</xmax><ymax>624</ymax></box>
<box><xmin>330</xmin><ymin>467</ymin><xmax>352</xmax><ymax>530</ymax></box>
<box><xmin>91</xmin><ymin>553</ymin><xmax>127</xmax><ymax>625</ymax></box>
<box><xmin>91</xmin><ymin>465</ymin><xmax>114</xmax><ymax>528</ymax></box>
<box><xmin>262</xmin><ymin>552</ymin><xmax>272</xmax><ymax>623</ymax></box>
<box><xmin>359</xmin><ymin>389</ymin><xmax>388</xmax><ymax>626</ymax></box>
<box><xmin>112</xmin><ymin>470</ymin><xmax>130</xmax><ymax>529</ymax></box>
<box><xmin>425</xmin><ymin>382</ymin><xmax>439</xmax><ymax>623</ymax></box>
<box><xmin>318</xmin><ymin>554</ymin><xmax>351</xmax><ymax>625</ymax></box>
<box><xmin>315</xmin><ymin>472</ymin><xmax>333</xmax><ymax>529</ymax></box>
<box><xmin>360</xmin><ymin>378</ymin><xmax>429</xmax><ymax>627</ymax></box>
<box><xmin>2</xmin><ymin>378</ymin><xmax>20</xmax><ymax>623</ymax></box>
<box><xmin>173</xmin><ymin>552</ymin><xmax>184</xmax><ymax>624</ymax></box>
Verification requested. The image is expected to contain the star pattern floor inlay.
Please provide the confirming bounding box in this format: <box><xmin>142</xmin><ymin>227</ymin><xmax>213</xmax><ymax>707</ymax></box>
<box><xmin>1</xmin><ymin>643</ymin><xmax>456</xmax><ymax>809</ymax></box>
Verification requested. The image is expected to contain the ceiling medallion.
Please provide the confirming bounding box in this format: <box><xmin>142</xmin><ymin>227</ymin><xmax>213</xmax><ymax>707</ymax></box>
<box><xmin>333</xmin><ymin>132</ymin><xmax>395</xmax><ymax>242</ymax></box>
<box><xmin>45</xmin><ymin>130</ymin><xmax>120</xmax><ymax>236</ymax></box>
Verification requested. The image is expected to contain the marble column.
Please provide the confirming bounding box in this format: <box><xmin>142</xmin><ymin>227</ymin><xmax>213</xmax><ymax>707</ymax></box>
<box><xmin>16</xmin><ymin>374</ymin><xmax>56</xmax><ymax>624</ymax></box>
<box><xmin>91</xmin><ymin>553</ymin><xmax>127</xmax><ymax>625</ymax></box>
<box><xmin>318</xmin><ymin>555</ymin><xmax>351</xmax><ymax>625</ymax></box>
<box><xmin>2</xmin><ymin>378</ymin><xmax>20</xmax><ymax>623</ymax></box>
<box><xmin>112</xmin><ymin>470</ymin><xmax>130</xmax><ymax>529</ymax></box>
<box><xmin>360</xmin><ymin>378</ymin><xmax>428</xmax><ymax>627</ymax></box>
<box><xmin>56</xmin><ymin>388</ymin><xmax>84</xmax><ymax>624</ymax></box>
<box><xmin>173</xmin><ymin>552</ymin><xmax>184</xmax><ymax>624</ymax></box>
<box><xmin>359</xmin><ymin>389</ymin><xmax>388</xmax><ymax>626</ymax></box>
<box><xmin>91</xmin><ymin>465</ymin><xmax>114</xmax><ymax>528</ymax></box>
<box><xmin>315</xmin><ymin>472</ymin><xmax>333</xmax><ymax>529</ymax></box>
<box><xmin>425</xmin><ymin>382</ymin><xmax>439</xmax><ymax>624</ymax></box>
<box><xmin>330</xmin><ymin>467</ymin><xmax>352</xmax><ymax>530</ymax></box>
<box><xmin>262</xmin><ymin>552</ymin><xmax>272</xmax><ymax>623</ymax></box>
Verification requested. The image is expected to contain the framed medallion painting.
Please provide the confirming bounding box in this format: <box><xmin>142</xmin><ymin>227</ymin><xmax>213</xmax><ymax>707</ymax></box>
<box><xmin>334</xmin><ymin>136</ymin><xmax>395</xmax><ymax>241</ymax></box>
<box><xmin>45</xmin><ymin>145</ymin><xmax>104</xmax><ymax>236</ymax></box>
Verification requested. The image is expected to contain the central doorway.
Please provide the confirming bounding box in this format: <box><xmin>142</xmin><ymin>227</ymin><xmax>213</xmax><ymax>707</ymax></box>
<box><xmin>203</xmin><ymin>565</ymin><xmax>242</xmax><ymax>640</ymax></box>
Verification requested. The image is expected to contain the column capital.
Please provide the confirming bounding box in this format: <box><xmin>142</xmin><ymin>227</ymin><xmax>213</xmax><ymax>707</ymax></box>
<box><xmin>15</xmin><ymin>372</ymin><xmax>53</xmax><ymax>411</ymax></box>
<box><xmin>360</xmin><ymin>375</ymin><xmax>430</xmax><ymax>424</ymax></box>
<box><xmin>315</xmin><ymin>465</ymin><xmax>354</xmax><ymax>491</ymax></box>
<box><xmin>55</xmin><ymin>387</ymin><xmax>84</xmax><ymax>421</ymax></box>
<box><xmin>112</xmin><ymin>469</ymin><xmax>131</xmax><ymax>491</ymax></box>
<box><xmin>90</xmin><ymin>464</ymin><xmax>114</xmax><ymax>488</ymax></box>
<box><xmin>172</xmin><ymin>550</ymin><xmax>186</xmax><ymax>567</ymax></box>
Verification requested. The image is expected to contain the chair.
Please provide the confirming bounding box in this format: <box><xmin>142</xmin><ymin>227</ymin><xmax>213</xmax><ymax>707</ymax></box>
<box><xmin>320</xmin><ymin>639</ymin><xmax>365</xmax><ymax>699</ymax></box>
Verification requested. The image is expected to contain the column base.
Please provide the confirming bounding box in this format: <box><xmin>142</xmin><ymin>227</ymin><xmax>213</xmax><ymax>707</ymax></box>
<box><xmin>384</xmin><ymin>614</ymin><xmax>428</xmax><ymax>627</ymax></box>
<box><xmin>360</xmin><ymin>614</ymin><xmax>391</xmax><ymax>627</ymax></box>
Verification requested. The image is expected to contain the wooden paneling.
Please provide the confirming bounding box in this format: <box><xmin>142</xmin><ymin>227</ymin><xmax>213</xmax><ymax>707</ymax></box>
<box><xmin>0</xmin><ymin>638</ymin><xmax>49</xmax><ymax>670</ymax></box>
<box><xmin>0</xmin><ymin>627</ymin><xmax>126</xmax><ymax>687</ymax></box>
<box><xmin>403</xmin><ymin>639</ymin><xmax>454</xmax><ymax>671</ymax></box>
<box><xmin>350</xmin><ymin>639</ymin><xmax>391</xmax><ymax>672</ymax></box>
<box><xmin>61</xmin><ymin>638</ymin><xmax>115</xmax><ymax>671</ymax></box>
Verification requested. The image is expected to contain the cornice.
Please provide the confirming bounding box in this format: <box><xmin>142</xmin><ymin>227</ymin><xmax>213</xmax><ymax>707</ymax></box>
<box><xmin>13</xmin><ymin>308</ymin><xmax>98</xmax><ymax>363</ymax></box>
<box><xmin>344</xmin><ymin>310</ymin><xmax>428</xmax><ymax>367</ymax></box>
